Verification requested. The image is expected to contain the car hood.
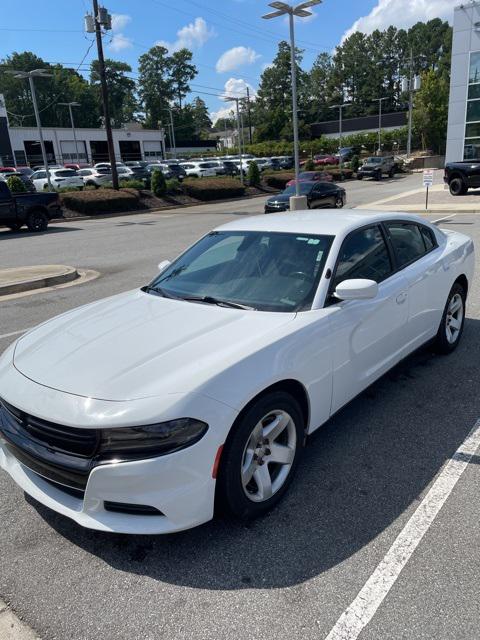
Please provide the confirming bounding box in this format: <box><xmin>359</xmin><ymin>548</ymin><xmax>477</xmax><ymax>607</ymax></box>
<box><xmin>267</xmin><ymin>194</ymin><xmax>292</xmax><ymax>203</ymax></box>
<box><xmin>13</xmin><ymin>290</ymin><xmax>295</xmax><ymax>402</ymax></box>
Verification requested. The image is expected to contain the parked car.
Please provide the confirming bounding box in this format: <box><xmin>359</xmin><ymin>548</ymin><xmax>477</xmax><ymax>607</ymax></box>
<box><xmin>357</xmin><ymin>156</ymin><xmax>396</xmax><ymax>180</ymax></box>
<box><xmin>162</xmin><ymin>162</ymin><xmax>187</xmax><ymax>181</ymax></box>
<box><xmin>32</xmin><ymin>164</ymin><xmax>63</xmax><ymax>172</ymax></box>
<box><xmin>0</xmin><ymin>211</ymin><xmax>473</xmax><ymax>533</ymax></box>
<box><xmin>77</xmin><ymin>168</ymin><xmax>113</xmax><ymax>188</ymax></box>
<box><xmin>269</xmin><ymin>158</ymin><xmax>282</xmax><ymax>171</ymax></box>
<box><xmin>64</xmin><ymin>163</ymin><xmax>90</xmax><ymax>171</ymax></box>
<box><xmin>31</xmin><ymin>169</ymin><xmax>84</xmax><ymax>191</ymax></box>
<box><xmin>286</xmin><ymin>171</ymin><xmax>333</xmax><ymax>187</ymax></box>
<box><xmin>338</xmin><ymin>147</ymin><xmax>359</xmax><ymax>162</ymax></box>
<box><xmin>0</xmin><ymin>166</ymin><xmax>16</xmax><ymax>174</ymax></box>
<box><xmin>180</xmin><ymin>161</ymin><xmax>218</xmax><ymax>178</ymax></box>
<box><xmin>444</xmin><ymin>161</ymin><xmax>480</xmax><ymax>196</ymax></box>
<box><xmin>146</xmin><ymin>164</ymin><xmax>174</xmax><ymax>180</ymax></box>
<box><xmin>0</xmin><ymin>180</ymin><xmax>62</xmax><ymax>231</ymax></box>
<box><xmin>93</xmin><ymin>162</ymin><xmax>127</xmax><ymax>172</ymax></box>
<box><xmin>254</xmin><ymin>158</ymin><xmax>274</xmax><ymax>171</ymax></box>
<box><xmin>274</xmin><ymin>156</ymin><xmax>294</xmax><ymax>169</ymax></box>
<box><xmin>0</xmin><ymin>171</ymin><xmax>36</xmax><ymax>192</ymax></box>
<box><xmin>222</xmin><ymin>161</ymin><xmax>240</xmax><ymax>176</ymax></box>
<box><xmin>265</xmin><ymin>181</ymin><xmax>345</xmax><ymax>213</ymax></box>
<box><xmin>15</xmin><ymin>167</ymin><xmax>34</xmax><ymax>178</ymax></box>
<box><xmin>124</xmin><ymin>161</ymin><xmax>150</xmax><ymax>181</ymax></box>
<box><xmin>314</xmin><ymin>154</ymin><xmax>339</xmax><ymax>166</ymax></box>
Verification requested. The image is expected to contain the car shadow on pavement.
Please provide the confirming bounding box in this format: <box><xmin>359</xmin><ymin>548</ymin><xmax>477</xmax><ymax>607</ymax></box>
<box><xmin>28</xmin><ymin>318</ymin><xmax>480</xmax><ymax>590</ymax></box>
<box><xmin>0</xmin><ymin>226</ymin><xmax>82</xmax><ymax>239</ymax></box>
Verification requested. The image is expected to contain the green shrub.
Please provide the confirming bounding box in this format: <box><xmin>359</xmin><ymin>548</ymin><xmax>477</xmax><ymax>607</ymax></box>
<box><xmin>303</xmin><ymin>158</ymin><xmax>316</xmax><ymax>171</ymax></box>
<box><xmin>166</xmin><ymin>178</ymin><xmax>182</xmax><ymax>194</ymax></box>
<box><xmin>328</xmin><ymin>168</ymin><xmax>354</xmax><ymax>181</ymax></box>
<box><xmin>246</xmin><ymin>161</ymin><xmax>261</xmax><ymax>186</ymax></box>
<box><xmin>151</xmin><ymin>169</ymin><xmax>166</xmax><ymax>197</ymax></box>
<box><xmin>263</xmin><ymin>172</ymin><xmax>294</xmax><ymax>190</ymax></box>
<box><xmin>350</xmin><ymin>155</ymin><xmax>360</xmax><ymax>173</ymax></box>
<box><xmin>60</xmin><ymin>188</ymin><xmax>141</xmax><ymax>214</ymax></box>
<box><xmin>119</xmin><ymin>178</ymin><xmax>145</xmax><ymax>189</ymax></box>
<box><xmin>183</xmin><ymin>177</ymin><xmax>245</xmax><ymax>201</ymax></box>
<box><xmin>6</xmin><ymin>175</ymin><xmax>26</xmax><ymax>193</ymax></box>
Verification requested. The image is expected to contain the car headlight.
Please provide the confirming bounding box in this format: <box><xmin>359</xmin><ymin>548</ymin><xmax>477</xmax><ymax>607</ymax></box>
<box><xmin>99</xmin><ymin>418</ymin><xmax>208</xmax><ymax>461</ymax></box>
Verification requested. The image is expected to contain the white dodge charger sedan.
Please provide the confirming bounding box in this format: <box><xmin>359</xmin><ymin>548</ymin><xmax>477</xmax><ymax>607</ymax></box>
<box><xmin>0</xmin><ymin>211</ymin><xmax>475</xmax><ymax>534</ymax></box>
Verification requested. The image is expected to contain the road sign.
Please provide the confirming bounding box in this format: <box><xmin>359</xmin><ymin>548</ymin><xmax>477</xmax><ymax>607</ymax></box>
<box><xmin>423</xmin><ymin>169</ymin><xmax>434</xmax><ymax>187</ymax></box>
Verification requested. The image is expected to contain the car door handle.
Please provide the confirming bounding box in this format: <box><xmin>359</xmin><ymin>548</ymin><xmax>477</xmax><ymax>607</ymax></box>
<box><xmin>396</xmin><ymin>292</ymin><xmax>408</xmax><ymax>305</ymax></box>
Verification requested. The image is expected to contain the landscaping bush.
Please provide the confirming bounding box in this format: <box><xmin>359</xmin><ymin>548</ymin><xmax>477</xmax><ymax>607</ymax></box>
<box><xmin>247</xmin><ymin>161</ymin><xmax>261</xmax><ymax>186</ymax></box>
<box><xmin>303</xmin><ymin>158</ymin><xmax>316</xmax><ymax>171</ymax></box>
<box><xmin>151</xmin><ymin>169</ymin><xmax>166</xmax><ymax>197</ymax></box>
<box><xmin>350</xmin><ymin>155</ymin><xmax>360</xmax><ymax>173</ymax></box>
<box><xmin>119</xmin><ymin>178</ymin><xmax>145</xmax><ymax>190</ymax></box>
<box><xmin>182</xmin><ymin>177</ymin><xmax>245</xmax><ymax>201</ymax></box>
<box><xmin>263</xmin><ymin>172</ymin><xmax>294</xmax><ymax>190</ymax></box>
<box><xmin>60</xmin><ymin>188</ymin><xmax>141</xmax><ymax>214</ymax></box>
<box><xmin>165</xmin><ymin>178</ymin><xmax>182</xmax><ymax>194</ymax></box>
<box><xmin>6</xmin><ymin>175</ymin><xmax>26</xmax><ymax>193</ymax></box>
<box><xmin>328</xmin><ymin>168</ymin><xmax>354</xmax><ymax>181</ymax></box>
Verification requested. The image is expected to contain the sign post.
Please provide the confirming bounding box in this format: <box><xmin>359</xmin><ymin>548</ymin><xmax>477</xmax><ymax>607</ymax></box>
<box><xmin>423</xmin><ymin>169</ymin><xmax>434</xmax><ymax>210</ymax></box>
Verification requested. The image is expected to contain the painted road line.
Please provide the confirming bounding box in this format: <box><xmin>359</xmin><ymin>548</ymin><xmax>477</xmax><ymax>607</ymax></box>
<box><xmin>432</xmin><ymin>214</ymin><xmax>457</xmax><ymax>225</ymax></box>
<box><xmin>0</xmin><ymin>329</ymin><xmax>29</xmax><ymax>340</ymax></box>
<box><xmin>324</xmin><ymin>419</ymin><xmax>480</xmax><ymax>640</ymax></box>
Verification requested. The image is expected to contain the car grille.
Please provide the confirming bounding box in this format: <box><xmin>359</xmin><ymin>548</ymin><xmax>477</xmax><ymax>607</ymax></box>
<box><xmin>0</xmin><ymin>397</ymin><xmax>100</xmax><ymax>490</ymax></box>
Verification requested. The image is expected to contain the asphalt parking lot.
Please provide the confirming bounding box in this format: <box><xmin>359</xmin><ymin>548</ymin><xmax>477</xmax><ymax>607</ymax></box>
<box><xmin>0</xmin><ymin>174</ymin><xmax>479</xmax><ymax>640</ymax></box>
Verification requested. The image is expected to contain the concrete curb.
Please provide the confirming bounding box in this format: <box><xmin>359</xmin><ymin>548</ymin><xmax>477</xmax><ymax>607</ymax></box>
<box><xmin>0</xmin><ymin>266</ymin><xmax>79</xmax><ymax>297</ymax></box>
<box><xmin>0</xmin><ymin>269</ymin><xmax>99</xmax><ymax>302</ymax></box>
<box><xmin>0</xmin><ymin>600</ymin><xmax>39</xmax><ymax>639</ymax></box>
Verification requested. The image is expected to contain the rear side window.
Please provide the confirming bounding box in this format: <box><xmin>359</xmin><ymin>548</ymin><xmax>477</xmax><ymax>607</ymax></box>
<box><xmin>420</xmin><ymin>226</ymin><xmax>436</xmax><ymax>251</ymax></box>
<box><xmin>333</xmin><ymin>225</ymin><xmax>392</xmax><ymax>289</ymax></box>
<box><xmin>55</xmin><ymin>170</ymin><xmax>76</xmax><ymax>177</ymax></box>
<box><xmin>386</xmin><ymin>223</ymin><xmax>426</xmax><ymax>268</ymax></box>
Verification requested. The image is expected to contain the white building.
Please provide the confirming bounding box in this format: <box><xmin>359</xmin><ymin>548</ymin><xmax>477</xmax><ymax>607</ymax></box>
<box><xmin>446</xmin><ymin>2</ymin><xmax>480</xmax><ymax>162</ymax></box>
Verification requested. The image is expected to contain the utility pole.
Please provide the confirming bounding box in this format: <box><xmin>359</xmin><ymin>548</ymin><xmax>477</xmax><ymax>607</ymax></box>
<box><xmin>59</xmin><ymin>102</ymin><xmax>80</xmax><ymax>165</ymax></box>
<box><xmin>246</xmin><ymin>87</ymin><xmax>253</xmax><ymax>144</ymax></box>
<box><xmin>407</xmin><ymin>48</ymin><xmax>414</xmax><ymax>158</ymax></box>
<box><xmin>91</xmin><ymin>0</ymin><xmax>118</xmax><ymax>189</ymax></box>
<box><xmin>169</xmin><ymin>109</ymin><xmax>177</xmax><ymax>159</ymax></box>
<box><xmin>372</xmin><ymin>97</ymin><xmax>388</xmax><ymax>154</ymax></box>
<box><xmin>227</xmin><ymin>97</ymin><xmax>244</xmax><ymax>185</ymax></box>
<box><xmin>330</xmin><ymin>103</ymin><xmax>347</xmax><ymax>170</ymax></box>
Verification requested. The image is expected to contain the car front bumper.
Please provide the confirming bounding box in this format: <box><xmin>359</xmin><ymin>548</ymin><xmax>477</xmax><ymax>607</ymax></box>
<box><xmin>0</xmin><ymin>359</ymin><xmax>235</xmax><ymax>534</ymax></box>
<box><xmin>265</xmin><ymin>203</ymin><xmax>289</xmax><ymax>213</ymax></box>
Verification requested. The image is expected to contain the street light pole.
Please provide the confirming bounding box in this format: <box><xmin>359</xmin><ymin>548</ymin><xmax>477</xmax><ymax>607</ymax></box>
<box><xmin>407</xmin><ymin>48</ymin><xmax>414</xmax><ymax>157</ymax></box>
<box><xmin>226</xmin><ymin>96</ymin><xmax>245</xmax><ymax>186</ymax></box>
<box><xmin>373</xmin><ymin>97</ymin><xmax>388</xmax><ymax>154</ymax></box>
<box><xmin>263</xmin><ymin>0</ymin><xmax>322</xmax><ymax>209</ymax></box>
<box><xmin>59</xmin><ymin>102</ymin><xmax>80</xmax><ymax>165</ymax></box>
<box><xmin>330</xmin><ymin>103</ymin><xmax>347</xmax><ymax>170</ymax></box>
<box><xmin>169</xmin><ymin>109</ymin><xmax>177</xmax><ymax>159</ymax></box>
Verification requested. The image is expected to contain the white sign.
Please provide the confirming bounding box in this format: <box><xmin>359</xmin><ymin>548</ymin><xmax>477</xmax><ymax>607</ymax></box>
<box><xmin>0</xmin><ymin>94</ymin><xmax>6</xmax><ymax>118</ymax></box>
<box><xmin>423</xmin><ymin>169</ymin><xmax>434</xmax><ymax>187</ymax></box>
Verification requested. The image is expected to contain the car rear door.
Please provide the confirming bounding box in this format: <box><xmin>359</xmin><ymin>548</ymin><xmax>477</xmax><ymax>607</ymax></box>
<box><xmin>310</xmin><ymin>183</ymin><xmax>335</xmax><ymax>208</ymax></box>
<box><xmin>0</xmin><ymin>181</ymin><xmax>16</xmax><ymax>225</ymax></box>
<box><xmin>384</xmin><ymin>221</ymin><xmax>446</xmax><ymax>349</ymax></box>
<box><xmin>327</xmin><ymin>224</ymin><xmax>410</xmax><ymax>413</ymax></box>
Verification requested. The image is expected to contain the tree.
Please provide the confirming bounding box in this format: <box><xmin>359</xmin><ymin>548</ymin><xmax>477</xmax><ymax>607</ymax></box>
<box><xmin>170</xmin><ymin>49</ymin><xmax>197</xmax><ymax>109</ymax></box>
<box><xmin>138</xmin><ymin>45</ymin><xmax>174</xmax><ymax>129</ymax></box>
<box><xmin>213</xmin><ymin>116</ymin><xmax>235</xmax><ymax>132</ymax></box>
<box><xmin>413</xmin><ymin>69</ymin><xmax>449</xmax><ymax>153</ymax></box>
<box><xmin>90</xmin><ymin>59</ymin><xmax>138</xmax><ymax>127</ymax></box>
<box><xmin>247</xmin><ymin>161</ymin><xmax>260</xmax><ymax>186</ymax></box>
<box><xmin>191</xmin><ymin>97</ymin><xmax>212</xmax><ymax>137</ymax></box>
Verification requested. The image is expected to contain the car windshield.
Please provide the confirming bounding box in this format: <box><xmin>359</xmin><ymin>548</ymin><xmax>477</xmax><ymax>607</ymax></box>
<box><xmin>283</xmin><ymin>182</ymin><xmax>314</xmax><ymax>195</ymax></box>
<box><xmin>53</xmin><ymin>170</ymin><xmax>77</xmax><ymax>177</ymax></box>
<box><xmin>366</xmin><ymin>157</ymin><xmax>382</xmax><ymax>164</ymax></box>
<box><xmin>146</xmin><ymin>230</ymin><xmax>334</xmax><ymax>312</ymax></box>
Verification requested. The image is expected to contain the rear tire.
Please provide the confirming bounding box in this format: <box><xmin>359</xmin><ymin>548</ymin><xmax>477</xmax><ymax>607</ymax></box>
<box><xmin>449</xmin><ymin>177</ymin><xmax>468</xmax><ymax>196</ymax></box>
<box><xmin>357</xmin><ymin>174</ymin><xmax>363</xmax><ymax>180</ymax></box>
<box><xmin>375</xmin><ymin>170</ymin><xmax>382</xmax><ymax>181</ymax></box>
<box><xmin>27</xmin><ymin>210</ymin><xmax>48</xmax><ymax>232</ymax></box>
<box><xmin>389</xmin><ymin>167</ymin><xmax>395</xmax><ymax>178</ymax></box>
<box><xmin>216</xmin><ymin>391</ymin><xmax>305</xmax><ymax>521</ymax></box>
<box><xmin>434</xmin><ymin>283</ymin><xmax>466</xmax><ymax>354</ymax></box>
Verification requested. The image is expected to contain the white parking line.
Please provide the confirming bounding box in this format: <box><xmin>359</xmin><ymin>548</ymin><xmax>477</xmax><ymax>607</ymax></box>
<box><xmin>324</xmin><ymin>419</ymin><xmax>480</xmax><ymax>640</ymax></box>
<box><xmin>0</xmin><ymin>329</ymin><xmax>29</xmax><ymax>340</ymax></box>
<box><xmin>432</xmin><ymin>214</ymin><xmax>457</xmax><ymax>225</ymax></box>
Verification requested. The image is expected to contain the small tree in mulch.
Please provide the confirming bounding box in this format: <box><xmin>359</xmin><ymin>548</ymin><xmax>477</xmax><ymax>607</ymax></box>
<box><xmin>303</xmin><ymin>158</ymin><xmax>316</xmax><ymax>171</ymax></box>
<box><xmin>246</xmin><ymin>161</ymin><xmax>261</xmax><ymax>187</ymax></box>
<box><xmin>151</xmin><ymin>169</ymin><xmax>167</xmax><ymax>197</ymax></box>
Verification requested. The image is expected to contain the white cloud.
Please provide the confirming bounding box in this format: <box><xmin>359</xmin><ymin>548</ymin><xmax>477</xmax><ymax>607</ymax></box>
<box><xmin>157</xmin><ymin>17</ymin><xmax>215</xmax><ymax>52</ymax></box>
<box><xmin>210</xmin><ymin>77</ymin><xmax>257</xmax><ymax>124</ymax></box>
<box><xmin>109</xmin><ymin>33</ymin><xmax>133</xmax><ymax>52</ymax></box>
<box><xmin>216</xmin><ymin>46</ymin><xmax>261</xmax><ymax>73</ymax></box>
<box><xmin>111</xmin><ymin>14</ymin><xmax>131</xmax><ymax>32</ymax></box>
<box><xmin>341</xmin><ymin>0</ymin><xmax>453</xmax><ymax>42</ymax></box>
<box><xmin>210</xmin><ymin>105</ymin><xmax>236</xmax><ymax>125</ymax></box>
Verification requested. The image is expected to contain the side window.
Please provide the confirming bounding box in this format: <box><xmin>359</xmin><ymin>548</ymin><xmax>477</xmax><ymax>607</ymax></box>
<box><xmin>333</xmin><ymin>226</ymin><xmax>393</xmax><ymax>289</ymax></box>
<box><xmin>420</xmin><ymin>225</ymin><xmax>436</xmax><ymax>251</ymax></box>
<box><xmin>386</xmin><ymin>223</ymin><xmax>427</xmax><ymax>268</ymax></box>
<box><xmin>35</xmin><ymin>171</ymin><xmax>46</xmax><ymax>179</ymax></box>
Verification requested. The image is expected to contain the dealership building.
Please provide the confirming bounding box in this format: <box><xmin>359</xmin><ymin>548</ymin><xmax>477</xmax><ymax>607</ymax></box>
<box><xmin>446</xmin><ymin>2</ymin><xmax>480</xmax><ymax>162</ymax></box>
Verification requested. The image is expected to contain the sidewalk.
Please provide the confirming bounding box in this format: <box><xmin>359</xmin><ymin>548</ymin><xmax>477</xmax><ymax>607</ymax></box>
<box><xmin>356</xmin><ymin>177</ymin><xmax>480</xmax><ymax>214</ymax></box>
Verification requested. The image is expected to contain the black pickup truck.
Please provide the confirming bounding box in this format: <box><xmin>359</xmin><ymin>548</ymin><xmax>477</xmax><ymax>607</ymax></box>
<box><xmin>444</xmin><ymin>160</ymin><xmax>480</xmax><ymax>196</ymax></box>
<box><xmin>0</xmin><ymin>181</ymin><xmax>62</xmax><ymax>232</ymax></box>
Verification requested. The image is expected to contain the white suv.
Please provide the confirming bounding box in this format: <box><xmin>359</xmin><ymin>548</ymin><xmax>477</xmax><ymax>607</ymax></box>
<box><xmin>180</xmin><ymin>161</ymin><xmax>218</xmax><ymax>178</ymax></box>
<box><xmin>31</xmin><ymin>169</ymin><xmax>84</xmax><ymax>191</ymax></box>
<box><xmin>77</xmin><ymin>168</ymin><xmax>113</xmax><ymax>188</ymax></box>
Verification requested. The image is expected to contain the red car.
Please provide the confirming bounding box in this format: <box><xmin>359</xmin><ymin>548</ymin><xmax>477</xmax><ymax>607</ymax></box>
<box><xmin>286</xmin><ymin>171</ymin><xmax>333</xmax><ymax>186</ymax></box>
<box><xmin>0</xmin><ymin>167</ymin><xmax>16</xmax><ymax>174</ymax></box>
<box><xmin>314</xmin><ymin>154</ymin><xmax>339</xmax><ymax>166</ymax></box>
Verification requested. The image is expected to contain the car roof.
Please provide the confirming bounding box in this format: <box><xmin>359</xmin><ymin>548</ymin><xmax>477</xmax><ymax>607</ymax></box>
<box><xmin>215</xmin><ymin>210</ymin><xmax>434</xmax><ymax>237</ymax></box>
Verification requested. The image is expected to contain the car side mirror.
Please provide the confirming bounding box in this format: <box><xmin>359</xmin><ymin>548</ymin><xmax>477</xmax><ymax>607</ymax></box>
<box><xmin>157</xmin><ymin>259</ymin><xmax>171</xmax><ymax>273</ymax></box>
<box><xmin>334</xmin><ymin>278</ymin><xmax>378</xmax><ymax>301</ymax></box>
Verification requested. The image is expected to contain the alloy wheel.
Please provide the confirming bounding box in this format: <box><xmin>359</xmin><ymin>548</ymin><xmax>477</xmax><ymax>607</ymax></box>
<box><xmin>445</xmin><ymin>293</ymin><xmax>464</xmax><ymax>344</ymax></box>
<box><xmin>241</xmin><ymin>410</ymin><xmax>297</xmax><ymax>503</ymax></box>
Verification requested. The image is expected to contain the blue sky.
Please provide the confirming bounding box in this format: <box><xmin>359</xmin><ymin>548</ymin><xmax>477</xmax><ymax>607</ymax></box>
<box><xmin>0</xmin><ymin>0</ymin><xmax>453</xmax><ymax>123</ymax></box>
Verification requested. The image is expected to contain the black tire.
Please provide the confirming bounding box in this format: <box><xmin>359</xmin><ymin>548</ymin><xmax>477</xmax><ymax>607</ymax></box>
<box><xmin>375</xmin><ymin>170</ymin><xmax>382</xmax><ymax>181</ymax></box>
<box><xmin>389</xmin><ymin>167</ymin><xmax>395</xmax><ymax>178</ymax></box>
<box><xmin>449</xmin><ymin>177</ymin><xmax>467</xmax><ymax>196</ymax></box>
<box><xmin>27</xmin><ymin>210</ymin><xmax>48</xmax><ymax>232</ymax></box>
<box><xmin>357</xmin><ymin>174</ymin><xmax>363</xmax><ymax>180</ymax></box>
<box><xmin>335</xmin><ymin>195</ymin><xmax>344</xmax><ymax>208</ymax></box>
<box><xmin>216</xmin><ymin>391</ymin><xmax>305</xmax><ymax>520</ymax></box>
<box><xmin>434</xmin><ymin>282</ymin><xmax>466</xmax><ymax>354</ymax></box>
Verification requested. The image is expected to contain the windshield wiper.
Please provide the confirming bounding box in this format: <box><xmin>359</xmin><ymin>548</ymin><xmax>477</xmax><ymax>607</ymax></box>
<box><xmin>181</xmin><ymin>295</ymin><xmax>255</xmax><ymax>310</ymax></box>
<box><xmin>141</xmin><ymin>285</ymin><xmax>181</xmax><ymax>300</ymax></box>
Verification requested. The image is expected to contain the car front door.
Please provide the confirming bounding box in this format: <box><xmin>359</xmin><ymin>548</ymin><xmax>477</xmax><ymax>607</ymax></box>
<box><xmin>327</xmin><ymin>224</ymin><xmax>410</xmax><ymax>413</ymax></box>
<box><xmin>310</xmin><ymin>184</ymin><xmax>332</xmax><ymax>208</ymax></box>
<box><xmin>0</xmin><ymin>181</ymin><xmax>16</xmax><ymax>225</ymax></box>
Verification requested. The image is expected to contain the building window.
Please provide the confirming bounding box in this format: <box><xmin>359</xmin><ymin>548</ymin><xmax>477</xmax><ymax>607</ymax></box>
<box><xmin>465</xmin><ymin>52</ymin><xmax>480</xmax><ymax>160</ymax></box>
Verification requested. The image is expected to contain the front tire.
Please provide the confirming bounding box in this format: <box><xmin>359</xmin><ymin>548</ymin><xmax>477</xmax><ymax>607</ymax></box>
<box><xmin>27</xmin><ymin>210</ymin><xmax>48</xmax><ymax>232</ymax></box>
<box><xmin>449</xmin><ymin>177</ymin><xmax>468</xmax><ymax>196</ymax></box>
<box><xmin>217</xmin><ymin>391</ymin><xmax>305</xmax><ymax>520</ymax></box>
<box><xmin>335</xmin><ymin>195</ymin><xmax>344</xmax><ymax>208</ymax></box>
<box><xmin>434</xmin><ymin>283</ymin><xmax>466</xmax><ymax>354</ymax></box>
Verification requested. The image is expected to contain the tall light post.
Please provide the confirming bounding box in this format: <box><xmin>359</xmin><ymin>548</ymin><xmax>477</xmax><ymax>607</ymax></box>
<box><xmin>58</xmin><ymin>102</ymin><xmax>80</xmax><ymax>165</ymax></box>
<box><xmin>330</xmin><ymin>103</ymin><xmax>347</xmax><ymax>169</ymax></box>
<box><xmin>262</xmin><ymin>0</ymin><xmax>322</xmax><ymax>210</ymax></box>
<box><xmin>372</xmin><ymin>97</ymin><xmax>388</xmax><ymax>154</ymax></box>
<box><xmin>163</xmin><ymin>109</ymin><xmax>177</xmax><ymax>159</ymax></box>
<box><xmin>401</xmin><ymin>49</ymin><xmax>423</xmax><ymax>157</ymax></box>
<box><xmin>5</xmin><ymin>69</ymin><xmax>53</xmax><ymax>189</ymax></box>
<box><xmin>226</xmin><ymin>96</ymin><xmax>245</xmax><ymax>186</ymax></box>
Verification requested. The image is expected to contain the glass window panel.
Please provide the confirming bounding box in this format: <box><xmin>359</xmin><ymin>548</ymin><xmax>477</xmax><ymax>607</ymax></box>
<box><xmin>386</xmin><ymin>223</ymin><xmax>426</xmax><ymax>268</ymax></box>
<box><xmin>466</xmin><ymin>100</ymin><xmax>480</xmax><ymax>122</ymax></box>
<box><xmin>464</xmin><ymin>139</ymin><xmax>480</xmax><ymax>160</ymax></box>
<box><xmin>469</xmin><ymin>52</ymin><xmax>480</xmax><ymax>84</ymax></box>
<box><xmin>333</xmin><ymin>226</ymin><xmax>392</xmax><ymax>288</ymax></box>
<box><xmin>468</xmin><ymin>84</ymin><xmax>480</xmax><ymax>99</ymax></box>
<box><xmin>466</xmin><ymin>122</ymin><xmax>480</xmax><ymax>137</ymax></box>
